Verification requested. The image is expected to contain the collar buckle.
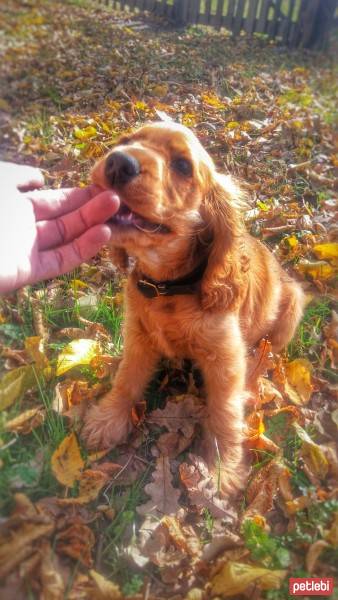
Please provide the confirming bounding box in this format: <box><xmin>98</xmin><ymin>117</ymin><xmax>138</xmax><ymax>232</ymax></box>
<box><xmin>137</xmin><ymin>280</ymin><xmax>167</xmax><ymax>298</ymax></box>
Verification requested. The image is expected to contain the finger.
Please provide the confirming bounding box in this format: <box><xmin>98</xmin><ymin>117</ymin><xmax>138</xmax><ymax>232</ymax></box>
<box><xmin>35</xmin><ymin>224</ymin><xmax>112</xmax><ymax>281</ymax></box>
<box><xmin>0</xmin><ymin>161</ymin><xmax>45</xmax><ymax>191</ymax></box>
<box><xmin>36</xmin><ymin>190</ymin><xmax>120</xmax><ymax>250</ymax></box>
<box><xmin>28</xmin><ymin>185</ymin><xmax>108</xmax><ymax>220</ymax></box>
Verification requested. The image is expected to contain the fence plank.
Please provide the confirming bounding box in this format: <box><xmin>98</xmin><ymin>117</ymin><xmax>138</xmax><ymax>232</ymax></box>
<box><xmin>204</xmin><ymin>0</ymin><xmax>211</xmax><ymax>25</ymax></box>
<box><xmin>104</xmin><ymin>0</ymin><xmax>336</xmax><ymax>49</ymax></box>
<box><xmin>233</xmin><ymin>0</ymin><xmax>246</xmax><ymax>35</ymax></box>
<box><xmin>224</xmin><ymin>0</ymin><xmax>235</xmax><ymax>30</ymax></box>
<box><xmin>282</xmin><ymin>0</ymin><xmax>295</xmax><ymax>44</ymax></box>
<box><xmin>214</xmin><ymin>0</ymin><xmax>224</xmax><ymax>29</ymax></box>
<box><xmin>256</xmin><ymin>0</ymin><xmax>271</xmax><ymax>33</ymax></box>
<box><xmin>190</xmin><ymin>0</ymin><xmax>200</xmax><ymax>24</ymax></box>
<box><xmin>244</xmin><ymin>0</ymin><xmax>259</xmax><ymax>33</ymax></box>
<box><xmin>267</xmin><ymin>0</ymin><xmax>282</xmax><ymax>37</ymax></box>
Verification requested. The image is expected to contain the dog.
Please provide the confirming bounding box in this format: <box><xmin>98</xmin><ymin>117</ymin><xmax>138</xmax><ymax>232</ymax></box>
<box><xmin>82</xmin><ymin>121</ymin><xmax>304</xmax><ymax>494</ymax></box>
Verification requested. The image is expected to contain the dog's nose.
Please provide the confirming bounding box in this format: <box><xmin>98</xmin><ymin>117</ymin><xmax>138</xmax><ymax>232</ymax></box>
<box><xmin>105</xmin><ymin>151</ymin><xmax>140</xmax><ymax>186</ymax></box>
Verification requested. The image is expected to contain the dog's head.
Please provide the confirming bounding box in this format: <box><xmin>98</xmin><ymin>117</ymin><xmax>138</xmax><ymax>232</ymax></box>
<box><xmin>92</xmin><ymin>121</ymin><xmax>247</xmax><ymax>309</ymax></box>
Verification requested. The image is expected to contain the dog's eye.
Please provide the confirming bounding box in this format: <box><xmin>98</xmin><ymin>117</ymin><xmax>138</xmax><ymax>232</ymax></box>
<box><xmin>171</xmin><ymin>157</ymin><xmax>192</xmax><ymax>177</ymax></box>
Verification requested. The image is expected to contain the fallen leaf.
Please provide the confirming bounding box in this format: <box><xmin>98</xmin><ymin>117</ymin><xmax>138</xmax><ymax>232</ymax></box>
<box><xmin>313</xmin><ymin>243</ymin><xmax>338</xmax><ymax>261</ymax></box>
<box><xmin>5</xmin><ymin>407</ymin><xmax>45</xmax><ymax>434</ymax></box>
<box><xmin>211</xmin><ymin>561</ymin><xmax>286</xmax><ymax>596</ymax></box>
<box><xmin>180</xmin><ymin>455</ymin><xmax>236</xmax><ymax>522</ymax></box>
<box><xmin>0</xmin><ymin>365</ymin><xmax>36</xmax><ymax>410</ymax></box>
<box><xmin>51</xmin><ymin>432</ymin><xmax>84</xmax><ymax>487</ymax></box>
<box><xmin>56</xmin><ymin>522</ymin><xmax>95</xmax><ymax>567</ymax></box>
<box><xmin>137</xmin><ymin>456</ymin><xmax>180</xmax><ymax>517</ymax></box>
<box><xmin>89</xmin><ymin>569</ymin><xmax>122</xmax><ymax>599</ymax></box>
<box><xmin>39</xmin><ymin>541</ymin><xmax>65</xmax><ymax>600</ymax></box>
<box><xmin>0</xmin><ymin>494</ymin><xmax>54</xmax><ymax>579</ymax></box>
<box><xmin>296</xmin><ymin>260</ymin><xmax>334</xmax><ymax>280</ymax></box>
<box><xmin>58</xmin><ymin>469</ymin><xmax>108</xmax><ymax>504</ymax></box>
<box><xmin>148</xmin><ymin>394</ymin><xmax>207</xmax><ymax>438</ymax></box>
<box><xmin>306</xmin><ymin>539</ymin><xmax>330</xmax><ymax>574</ymax></box>
<box><xmin>56</xmin><ymin>339</ymin><xmax>100</xmax><ymax>376</ymax></box>
<box><xmin>294</xmin><ymin>423</ymin><xmax>329</xmax><ymax>480</ymax></box>
<box><xmin>244</xmin><ymin>459</ymin><xmax>288</xmax><ymax>519</ymax></box>
<box><xmin>285</xmin><ymin>358</ymin><xmax>313</xmax><ymax>405</ymax></box>
<box><xmin>24</xmin><ymin>336</ymin><xmax>49</xmax><ymax>370</ymax></box>
<box><xmin>74</xmin><ymin>125</ymin><xmax>97</xmax><ymax>140</ymax></box>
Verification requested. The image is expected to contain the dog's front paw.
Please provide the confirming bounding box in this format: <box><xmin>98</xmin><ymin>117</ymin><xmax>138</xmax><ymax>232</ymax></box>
<box><xmin>81</xmin><ymin>399</ymin><xmax>133</xmax><ymax>450</ymax></box>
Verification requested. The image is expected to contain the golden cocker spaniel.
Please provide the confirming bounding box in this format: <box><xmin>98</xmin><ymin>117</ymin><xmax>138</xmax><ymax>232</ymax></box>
<box><xmin>82</xmin><ymin>121</ymin><xmax>304</xmax><ymax>494</ymax></box>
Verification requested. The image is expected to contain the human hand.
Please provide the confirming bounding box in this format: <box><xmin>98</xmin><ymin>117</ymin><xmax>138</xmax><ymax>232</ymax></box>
<box><xmin>0</xmin><ymin>162</ymin><xmax>119</xmax><ymax>294</ymax></box>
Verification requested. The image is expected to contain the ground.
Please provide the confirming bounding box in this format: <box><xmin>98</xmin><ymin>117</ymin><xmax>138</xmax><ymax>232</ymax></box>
<box><xmin>0</xmin><ymin>1</ymin><xmax>337</xmax><ymax>599</ymax></box>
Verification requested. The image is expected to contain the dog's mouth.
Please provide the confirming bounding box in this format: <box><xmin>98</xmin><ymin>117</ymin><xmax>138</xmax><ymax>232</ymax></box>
<box><xmin>107</xmin><ymin>201</ymin><xmax>171</xmax><ymax>234</ymax></box>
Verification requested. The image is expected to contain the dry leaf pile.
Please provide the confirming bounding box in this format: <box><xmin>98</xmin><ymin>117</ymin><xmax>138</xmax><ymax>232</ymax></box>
<box><xmin>0</xmin><ymin>1</ymin><xmax>337</xmax><ymax>598</ymax></box>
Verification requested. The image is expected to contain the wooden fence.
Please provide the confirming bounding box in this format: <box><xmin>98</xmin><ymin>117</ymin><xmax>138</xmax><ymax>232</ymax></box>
<box><xmin>102</xmin><ymin>0</ymin><xmax>337</xmax><ymax>48</ymax></box>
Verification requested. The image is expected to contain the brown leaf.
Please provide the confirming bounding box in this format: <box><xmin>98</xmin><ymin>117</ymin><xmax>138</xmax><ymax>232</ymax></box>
<box><xmin>0</xmin><ymin>494</ymin><xmax>54</xmax><ymax>579</ymax></box>
<box><xmin>306</xmin><ymin>539</ymin><xmax>330</xmax><ymax>574</ymax></box>
<box><xmin>5</xmin><ymin>407</ymin><xmax>45</xmax><ymax>434</ymax></box>
<box><xmin>40</xmin><ymin>541</ymin><xmax>66</xmax><ymax>600</ymax></box>
<box><xmin>148</xmin><ymin>394</ymin><xmax>207</xmax><ymax>439</ymax></box>
<box><xmin>157</xmin><ymin>430</ymin><xmax>194</xmax><ymax>458</ymax></box>
<box><xmin>244</xmin><ymin>459</ymin><xmax>288</xmax><ymax>519</ymax></box>
<box><xmin>137</xmin><ymin>456</ymin><xmax>180</xmax><ymax>517</ymax></box>
<box><xmin>179</xmin><ymin>455</ymin><xmax>236</xmax><ymax>522</ymax></box>
<box><xmin>56</xmin><ymin>522</ymin><xmax>95</xmax><ymax>567</ymax></box>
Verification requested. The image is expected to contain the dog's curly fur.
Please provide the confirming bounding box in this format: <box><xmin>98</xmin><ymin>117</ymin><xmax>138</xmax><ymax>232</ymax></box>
<box><xmin>82</xmin><ymin>122</ymin><xmax>304</xmax><ymax>494</ymax></box>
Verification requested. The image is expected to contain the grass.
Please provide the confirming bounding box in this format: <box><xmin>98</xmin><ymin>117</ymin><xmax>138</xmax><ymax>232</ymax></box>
<box><xmin>288</xmin><ymin>297</ymin><xmax>332</xmax><ymax>360</ymax></box>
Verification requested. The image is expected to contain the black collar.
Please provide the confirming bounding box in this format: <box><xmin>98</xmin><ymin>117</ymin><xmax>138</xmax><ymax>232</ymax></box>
<box><xmin>137</xmin><ymin>258</ymin><xmax>208</xmax><ymax>299</ymax></box>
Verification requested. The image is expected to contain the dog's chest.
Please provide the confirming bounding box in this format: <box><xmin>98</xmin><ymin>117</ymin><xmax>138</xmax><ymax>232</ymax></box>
<box><xmin>139</xmin><ymin>297</ymin><xmax>199</xmax><ymax>358</ymax></box>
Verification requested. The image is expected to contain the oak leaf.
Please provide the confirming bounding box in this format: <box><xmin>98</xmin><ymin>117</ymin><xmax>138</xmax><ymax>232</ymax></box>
<box><xmin>137</xmin><ymin>456</ymin><xmax>180</xmax><ymax>517</ymax></box>
<box><xmin>179</xmin><ymin>455</ymin><xmax>236</xmax><ymax>522</ymax></box>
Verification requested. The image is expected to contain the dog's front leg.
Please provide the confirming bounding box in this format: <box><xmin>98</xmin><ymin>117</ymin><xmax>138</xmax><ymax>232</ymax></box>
<box><xmin>82</xmin><ymin>325</ymin><xmax>160</xmax><ymax>449</ymax></box>
<box><xmin>197</xmin><ymin>317</ymin><xmax>247</xmax><ymax>496</ymax></box>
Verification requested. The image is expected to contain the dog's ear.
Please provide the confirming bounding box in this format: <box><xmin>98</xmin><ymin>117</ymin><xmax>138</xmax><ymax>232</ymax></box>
<box><xmin>200</xmin><ymin>173</ymin><xmax>248</xmax><ymax>311</ymax></box>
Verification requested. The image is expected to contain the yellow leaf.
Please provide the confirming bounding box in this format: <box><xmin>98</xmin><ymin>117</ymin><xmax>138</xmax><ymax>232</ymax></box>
<box><xmin>182</xmin><ymin>113</ymin><xmax>197</xmax><ymax>127</ymax></box>
<box><xmin>152</xmin><ymin>83</ymin><xmax>168</xmax><ymax>97</ymax></box>
<box><xmin>285</xmin><ymin>358</ymin><xmax>313</xmax><ymax>405</ymax></box>
<box><xmin>226</xmin><ymin>121</ymin><xmax>240</xmax><ymax>129</ymax></box>
<box><xmin>285</xmin><ymin>494</ymin><xmax>312</xmax><ymax>515</ymax></box>
<box><xmin>285</xmin><ymin>236</ymin><xmax>298</xmax><ymax>248</ymax></box>
<box><xmin>0</xmin><ymin>98</ymin><xmax>11</xmax><ymax>111</ymax></box>
<box><xmin>24</xmin><ymin>336</ymin><xmax>49</xmax><ymax>370</ymax></box>
<box><xmin>58</xmin><ymin>469</ymin><xmax>108</xmax><ymax>504</ymax></box>
<box><xmin>89</xmin><ymin>569</ymin><xmax>122</xmax><ymax>599</ymax></box>
<box><xmin>0</xmin><ymin>366</ymin><xmax>36</xmax><ymax>411</ymax></box>
<box><xmin>56</xmin><ymin>339</ymin><xmax>100</xmax><ymax>376</ymax></box>
<box><xmin>133</xmin><ymin>101</ymin><xmax>148</xmax><ymax>111</ymax></box>
<box><xmin>74</xmin><ymin>126</ymin><xmax>97</xmax><ymax>141</ymax></box>
<box><xmin>5</xmin><ymin>407</ymin><xmax>45</xmax><ymax>434</ymax></box>
<box><xmin>313</xmin><ymin>243</ymin><xmax>338</xmax><ymax>261</ymax></box>
<box><xmin>51</xmin><ymin>432</ymin><xmax>84</xmax><ymax>487</ymax></box>
<box><xmin>294</xmin><ymin>423</ymin><xmax>328</xmax><ymax>479</ymax></box>
<box><xmin>202</xmin><ymin>93</ymin><xmax>225</xmax><ymax>109</ymax></box>
<box><xmin>296</xmin><ymin>260</ymin><xmax>334</xmax><ymax>280</ymax></box>
<box><xmin>211</xmin><ymin>561</ymin><xmax>286</xmax><ymax>596</ymax></box>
